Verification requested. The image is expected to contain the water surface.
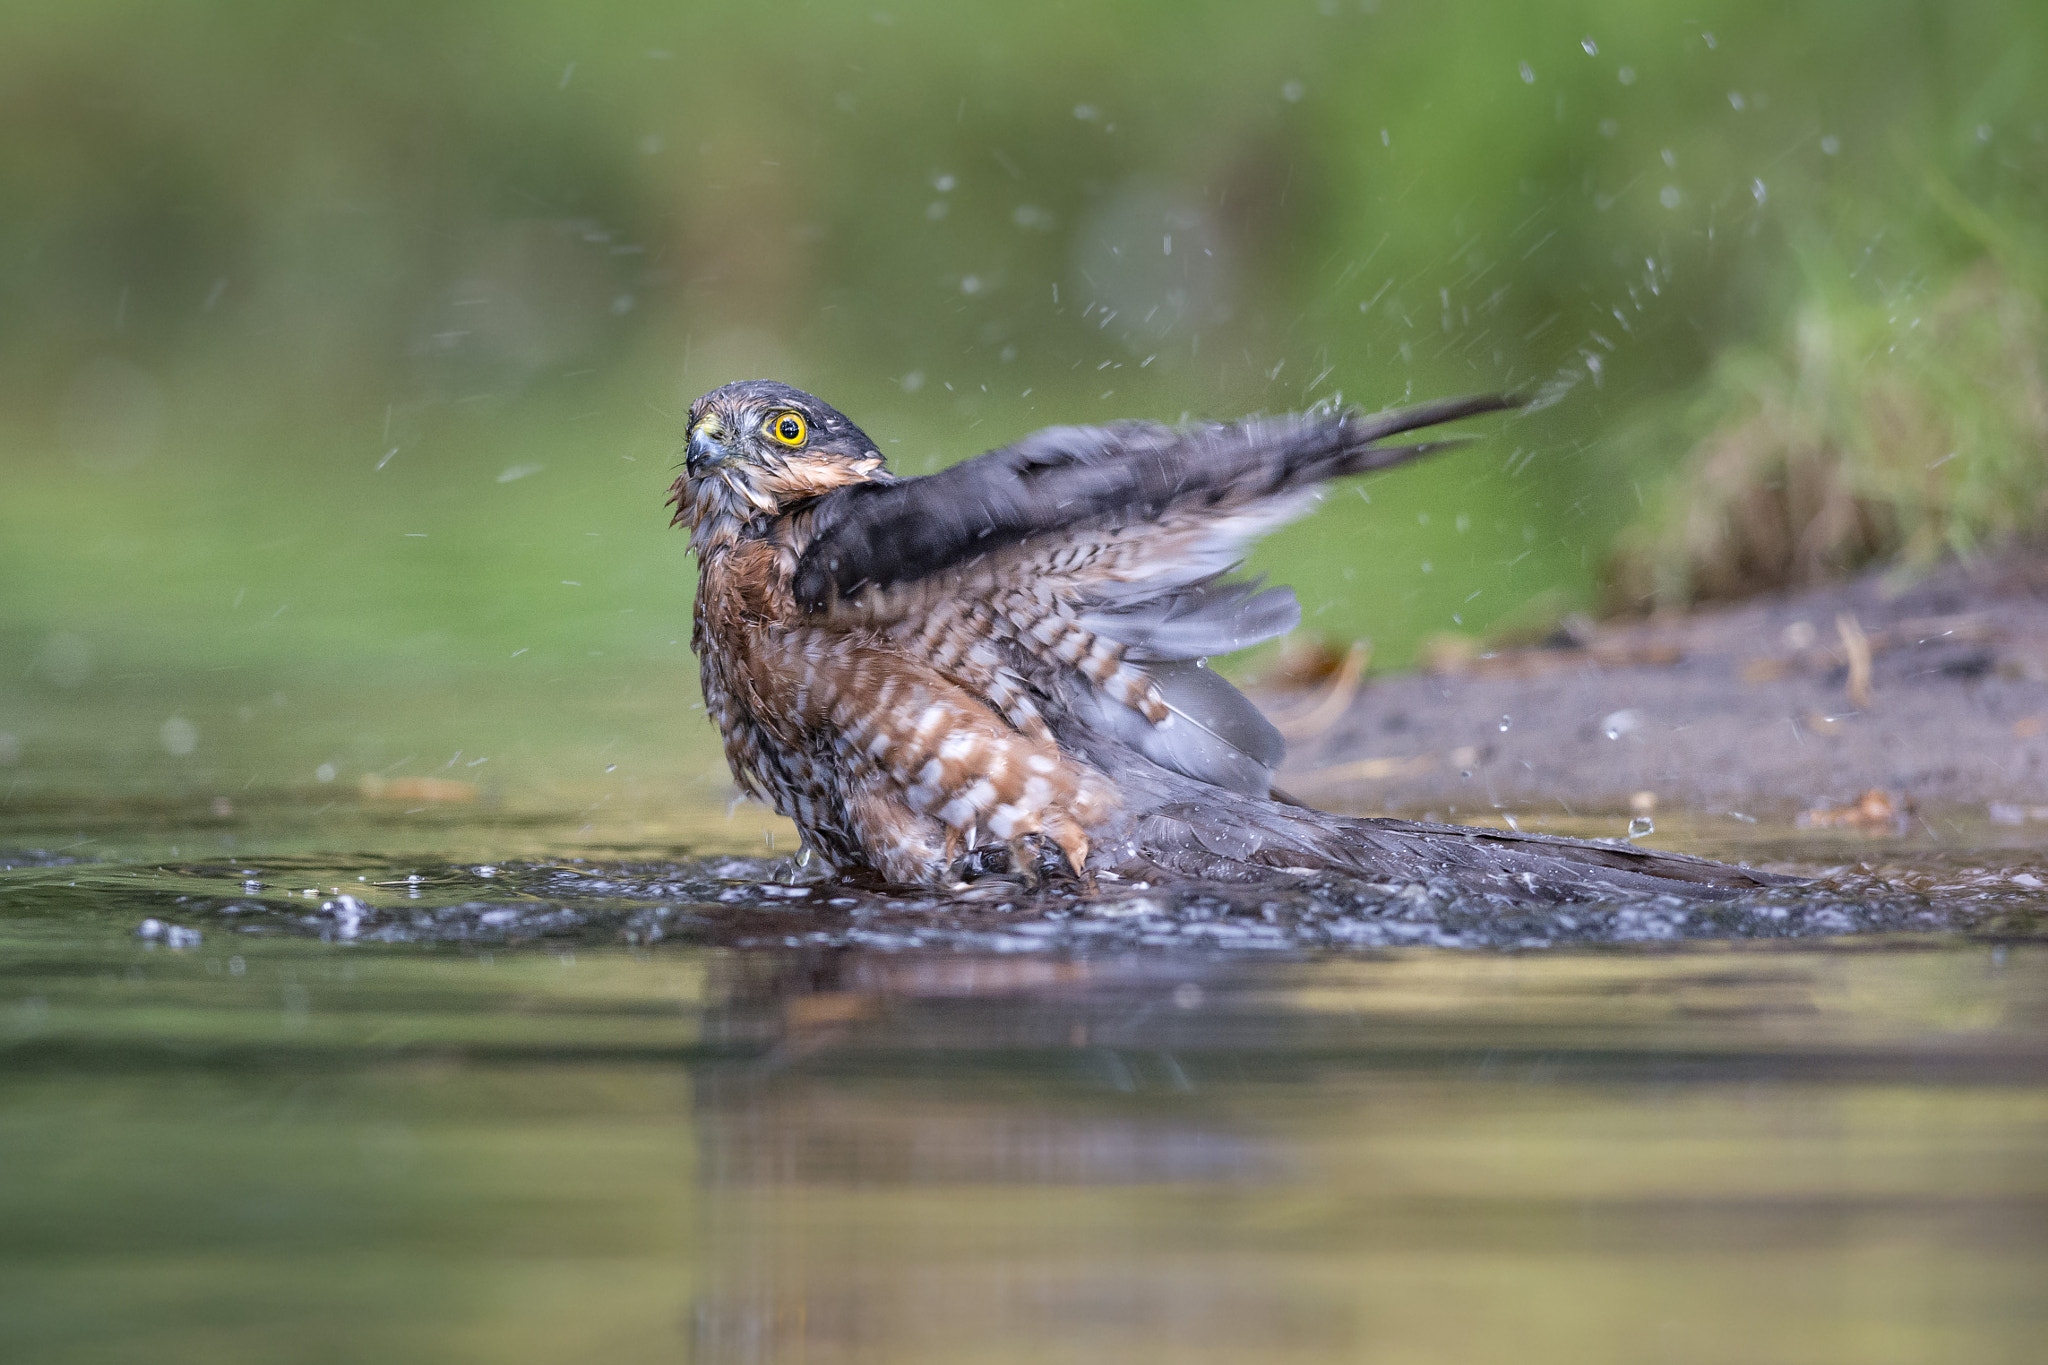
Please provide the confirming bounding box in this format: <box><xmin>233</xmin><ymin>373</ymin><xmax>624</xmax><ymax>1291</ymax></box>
<box><xmin>5</xmin><ymin>789</ymin><xmax>2046</xmax><ymax>1363</ymax></box>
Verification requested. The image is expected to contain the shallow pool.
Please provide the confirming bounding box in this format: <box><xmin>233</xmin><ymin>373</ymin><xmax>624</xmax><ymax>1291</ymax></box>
<box><xmin>4</xmin><ymin>787</ymin><xmax>2045</xmax><ymax>1363</ymax></box>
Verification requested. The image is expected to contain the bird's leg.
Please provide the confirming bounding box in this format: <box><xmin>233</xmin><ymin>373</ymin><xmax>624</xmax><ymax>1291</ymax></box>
<box><xmin>841</xmin><ymin>782</ymin><xmax>955</xmax><ymax>888</ymax></box>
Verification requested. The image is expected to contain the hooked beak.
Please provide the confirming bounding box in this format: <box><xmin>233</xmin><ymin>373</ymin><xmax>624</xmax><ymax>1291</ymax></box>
<box><xmin>687</xmin><ymin>421</ymin><xmax>734</xmax><ymax>473</ymax></box>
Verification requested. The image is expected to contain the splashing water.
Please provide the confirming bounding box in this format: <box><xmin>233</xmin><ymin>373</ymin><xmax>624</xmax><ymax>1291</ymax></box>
<box><xmin>9</xmin><ymin>831</ymin><xmax>2043</xmax><ymax>954</ymax></box>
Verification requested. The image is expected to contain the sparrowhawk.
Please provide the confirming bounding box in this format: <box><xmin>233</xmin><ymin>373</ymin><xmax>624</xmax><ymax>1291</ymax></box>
<box><xmin>669</xmin><ymin>379</ymin><xmax>1783</xmax><ymax>901</ymax></box>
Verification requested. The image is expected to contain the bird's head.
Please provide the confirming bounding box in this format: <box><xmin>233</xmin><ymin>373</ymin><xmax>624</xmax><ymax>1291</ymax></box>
<box><xmin>669</xmin><ymin>379</ymin><xmax>889</xmax><ymax>549</ymax></box>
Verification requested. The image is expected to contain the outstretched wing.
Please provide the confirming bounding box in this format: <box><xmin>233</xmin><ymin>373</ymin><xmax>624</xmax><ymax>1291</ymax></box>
<box><xmin>792</xmin><ymin>395</ymin><xmax>1520</xmax><ymax>796</ymax></box>
<box><xmin>793</xmin><ymin>394</ymin><xmax>1517</xmax><ymax>611</ymax></box>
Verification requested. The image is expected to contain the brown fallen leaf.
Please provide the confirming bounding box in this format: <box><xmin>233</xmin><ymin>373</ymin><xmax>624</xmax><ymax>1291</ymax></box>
<box><xmin>1741</xmin><ymin>612</ymin><xmax>2003</xmax><ymax>689</ymax></box>
<box><xmin>359</xmin><ymin>775</ymin><xmax>478</xmax><ymax>803</ymax></box>
<box><xmin>1421</xmin><ymin>632</ymin><xmax>1481</xmax><ymax>675</ymax></box>
<box><xmin>1837</xmin><ymin>611</ymin><xmax>1873</xmax><ymax>709</ymax></box>
<box><xmin>1798</xmin><ymin>788</ymin><xmax>1909</xmax><ymax>830</ymax></box>
<box><xmin>1257</xmin><ymin>635</ymin><xmax>1357</xmax><ymax>689</ymax></box>
<box><xmin>1269</xmin><ymin>640</ymin><xmax>1371</xmax><ymax>740</ymax></box>
<box><xmin>1428</xmin><ymin>636</ymin><xmax>1683</xmax><ymax>680</ymax></box>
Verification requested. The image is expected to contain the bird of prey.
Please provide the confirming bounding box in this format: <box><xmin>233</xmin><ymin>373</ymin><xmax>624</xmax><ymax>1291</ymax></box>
<box><xmin>669</xmin><ymin>379</ymin><xmax>1784</xmax><ymax>902</ymax></box>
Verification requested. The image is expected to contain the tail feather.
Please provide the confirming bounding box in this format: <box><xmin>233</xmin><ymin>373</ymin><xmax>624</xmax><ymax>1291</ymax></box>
<box><xmin>1116</xmin><ymin>804</ymin><xmax>1790</xmax><ymax>902</ymax></box>
<box><xmin>1084</xmin><ymin>752</ymin><xmax>1792</xmax><ymax>903</ymax></box>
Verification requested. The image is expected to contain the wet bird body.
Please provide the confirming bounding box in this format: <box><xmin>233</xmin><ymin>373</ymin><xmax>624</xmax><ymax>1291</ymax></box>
<box><xmin>671</xmin><ymin>380</ymin><xmax>1783</xmax><ymax>902</ymax></box>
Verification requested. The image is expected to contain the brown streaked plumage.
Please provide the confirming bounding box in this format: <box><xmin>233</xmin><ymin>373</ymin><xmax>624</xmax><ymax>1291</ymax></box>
<box><xmin>670</xmin><ymin>379</ymin><xmax>1792</xmax><ymax>902</ymax></box>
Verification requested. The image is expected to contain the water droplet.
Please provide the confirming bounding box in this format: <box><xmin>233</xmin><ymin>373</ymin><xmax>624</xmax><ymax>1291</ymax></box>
<box><xmin>1281</xmin><ymin>80</ymin><xmax>1305</xmax><ymax>103</ymax></box>
<box><xmin>1601</xmin><ymin>709</ymin><xmax>1641</xmax><ymax>740</ymax></box>
<box><xmin>1581</xmin><ymin>36</ymin><xmax>1598</xmax><ymax>55</ymax></box>
<box><xmin>159</xmin><ymin>716</ymin><xmax>198</xmax><ymax>756</ymax></box>
<box><xmin>1498</xmin><ymin>715</ymin><xmax>1512</xmax><ymax>732</ymax></box>
<box><xmin>1627</xmin><ymin>815</ymin><xmax>1655</xmax><ymax>839</ymax></box>
<box><xmin>1660</xmin><ymin>185</ymin><xmax>1682</xmax><ymax>209</ymax></box>
<box><xmin>1519</xmin><ymin>61</ymin><xmax>1536</xmax><ymax>84</ymax></box>
<box><xmin>314</xmin><ymin>763</ymin><xmax>336</xmax><ymax>783</ymax></box>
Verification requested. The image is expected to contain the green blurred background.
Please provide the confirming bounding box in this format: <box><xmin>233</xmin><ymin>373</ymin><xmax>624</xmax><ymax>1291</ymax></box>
<box><xmin>3</xmin><ymin>0</ymin><xmax>2044</xmax><ymax>816</ymax></box>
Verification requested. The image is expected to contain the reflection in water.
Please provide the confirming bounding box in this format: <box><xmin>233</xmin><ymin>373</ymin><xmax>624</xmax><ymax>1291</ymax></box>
<box><xmin>4</xmin><ymin>838</ymin><xmax>2048</xmax><ymax>1362</ymax></box>
<box><xmin>682</xmin><ymin>946</ymin><xmax>2048</xmax><ymax>1365</ymax></box>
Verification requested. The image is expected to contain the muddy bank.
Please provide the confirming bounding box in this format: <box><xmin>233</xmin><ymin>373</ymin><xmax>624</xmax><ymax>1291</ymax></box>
<box><xmin>1270</xmin><ymin>555</ymin><xmax>2048</xmax><ymax>820</ymax></box>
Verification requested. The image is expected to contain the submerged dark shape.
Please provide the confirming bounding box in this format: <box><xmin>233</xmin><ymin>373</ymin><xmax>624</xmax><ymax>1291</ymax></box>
<box><xmin>668</xmin><ymin>379</ymin><xmax>1789</xmax><ymax>902</ymax></box>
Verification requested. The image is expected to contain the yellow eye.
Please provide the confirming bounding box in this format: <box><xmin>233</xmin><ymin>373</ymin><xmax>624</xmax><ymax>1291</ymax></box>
<box><xmin>765</xmin><ymin>411</ymin><xmax>806</xmax><ymax>446</ymax></box>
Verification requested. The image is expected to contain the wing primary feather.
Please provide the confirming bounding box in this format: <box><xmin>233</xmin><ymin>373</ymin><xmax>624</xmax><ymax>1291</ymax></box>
<box><xmin>793</xmin><ymin>392</ymin><xmax>1522</xmax><ymax>610</ymax></box>
<box><xmin>1342</xmin><ymin>392</ymin><xmax>1526</xmax><ymax>443</ymax></box>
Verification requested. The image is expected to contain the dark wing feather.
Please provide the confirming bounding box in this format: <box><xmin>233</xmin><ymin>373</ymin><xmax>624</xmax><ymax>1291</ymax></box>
<box><xmin>792</xmin><ymin>394</ymin><xmax>1521</xmax><ymax>611</ymax></box>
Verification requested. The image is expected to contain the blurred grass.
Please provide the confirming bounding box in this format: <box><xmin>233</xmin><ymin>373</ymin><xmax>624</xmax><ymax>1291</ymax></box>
<box><xmin>1607</xmin><ymin>240</ymin><xmax>2048</xmax><ymax>613</ymax></box>
<box><xmin>3</xmin><ymin>0</ymin><xmax>2046</xmax><ymax>797</ymax></box>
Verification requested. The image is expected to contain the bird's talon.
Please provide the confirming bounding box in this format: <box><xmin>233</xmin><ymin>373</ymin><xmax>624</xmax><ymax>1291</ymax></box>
<box><xmin>1007</xmin><ymin>837</ymin><xmax>1041</xmax><ymax>889</ymax></box>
